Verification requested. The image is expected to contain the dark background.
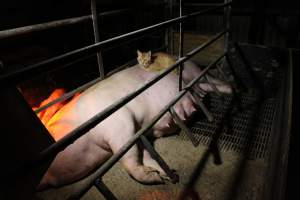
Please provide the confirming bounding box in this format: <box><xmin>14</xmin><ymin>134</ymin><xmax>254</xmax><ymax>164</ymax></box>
<box><xmin>0</xmin><ymin>0</ymin><xmax>298</xmax><ymax>199</ymax></box>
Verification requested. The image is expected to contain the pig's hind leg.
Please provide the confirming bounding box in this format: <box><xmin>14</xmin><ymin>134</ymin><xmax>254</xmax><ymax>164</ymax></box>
<box><xmin>142</xmin><ymin>148</ymin><xmax>174</xmax><ymax>182</ymax></box>
<box><xmin>107</xmin><ymin>111</ymin><xmax>165</xmax><ymax>184</ymax></box>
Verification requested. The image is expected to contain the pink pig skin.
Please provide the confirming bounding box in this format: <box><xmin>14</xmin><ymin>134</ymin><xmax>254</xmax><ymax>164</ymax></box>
<box><xmin>38</xmin><ymin>62</ymin><xmax>231</xmax><ymax>189</ymax></box>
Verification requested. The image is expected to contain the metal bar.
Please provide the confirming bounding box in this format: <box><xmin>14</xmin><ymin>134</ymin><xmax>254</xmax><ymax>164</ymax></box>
<box><xmin>31</xmin><ymin>31</ymin><xmax>227</xmax><ymax>172</ymax></box>
<box><xmin>140</xmin><ymin>135</ymin><xmax>179</xmax><ymax>183</ymax></box>
<box><xmin>94</xmin><ymin>178</ymin><xmax>118</xmax><ymax>200</ymax></box>
<box><xmin>35</xmin><ymin>41</ymin><xmax>165</xmax><ymax>114</ymax></box>
<box><xmin>0</xmin><ymin>9</ymin><xmax>130</xmax><ymax>40</ymax></box>
<box><xmin>91</xmin><ymin>0</ymin><xmax>105</xmax><ymax>78</ymax></box>
<box><xmin>215</xmin><ymin>62</ymin><xmax>230</xmax><ymax>82</ymax></box>
<box><xmin>169</xmin><ymin>108</ymin><xmax>199</xmax><ymax>146</ymax></box>
<box><xmin>35</xmin><ymin>31</ymin><xmax>227</xmax><ymax>162</ymax></box>
<box><xmin>178</xmin><ymin>0</ymin><xmax>184</xmax><ymax>91</ymax></box>
<box><xmin>53</xmin><ymin>52</ymin><xmax>227</xmax><ymax>199</ymax></box>
<box><xmin>34</xmin><ymin>58</ymin><xmax>135</xmax><ymax>114</ymax></box>
<box><xmin>193</xmin><ymin>92</ymin><xmax>214</xmax><ymax>122</ymax></box>
<box><xmin>224</xmin><ymin>0</ymin><xmax>232</xmax><ymax>63</ymax></box>
<box><xmin>169</xmin><ymin>0</ymin><xmax>174</xmax><ymax>55</ymax></box>
<box><xmin>184</xmin><ymin>3</ymin><xmax>225</xmax><ymax>7</ymax></box>
<box><xmin>70</xmin><ymin>89</ymin><xmax>188</xmax><ymax>199</ymax></box>
<box><xmin>0</xmin><ymin>2</ymin><xmax>231</xmax><ymax>86</ymax></box>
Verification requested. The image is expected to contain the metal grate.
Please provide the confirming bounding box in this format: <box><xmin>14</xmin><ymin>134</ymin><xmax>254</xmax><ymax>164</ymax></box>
<box><xmin>184</xmin><ymin>93</ymin><xmax>277</xmax><ymax>159</ymax></box>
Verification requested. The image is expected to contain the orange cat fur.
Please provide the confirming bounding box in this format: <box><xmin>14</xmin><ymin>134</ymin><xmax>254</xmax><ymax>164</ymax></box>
<box><xmin>137</xmin><ymin>50</ymin><xmax>178</xmax><ymax>74</ymax></box>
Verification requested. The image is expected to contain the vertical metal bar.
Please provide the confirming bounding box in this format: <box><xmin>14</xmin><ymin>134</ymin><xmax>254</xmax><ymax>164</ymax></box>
<box><xmin>222</xmin><ymin>0</ymin><xmax>232</xmax><ymax>70</ymax></box>
<box><xmin>164</xmin><ymin>0</ymin><xmax>169</xmax><ymax>53</ymax></box>
<box><xmin>91</xmin><ymin>0</ymin><xmax>105</xmax><ymax>78</ymax></box>
<box><xmin>169</xmin><ymin>0</ymin><xmax>174</xmax><ymax>55</ymax></box>
<box><xmin>94</xmin><ymin>178</ymin><xmax>118</xmax><ymax>200</ymax></box>
<box><xmin>224</xmin><ymin>0</ymin><xmax>231</xmax><ymax>55</ymax></box>
<box><xmin>178</xmin><ymin>0</ymin><xmax>184</xmax><ymax>91</ymax></box>
<box><xmin>169</xmin><ymin>108</ymin><xmax>199</xmax><ymax>146</ymax></box>
<box><xmin>191</xmin><ymin>89</ymin><xmax>214</xmax><ymax>122</ymax></box>
<box><xmin>140</xmin><ymin>135</ymin><xmax>179</xmax><ymax>183</ymax></box>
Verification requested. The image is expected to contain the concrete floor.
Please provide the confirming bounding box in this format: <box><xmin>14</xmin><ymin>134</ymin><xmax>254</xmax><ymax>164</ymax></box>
<box><xmin>36</xmin><ymin>131</ymin><xmax>267</xmax><ymax>200</ymax></box>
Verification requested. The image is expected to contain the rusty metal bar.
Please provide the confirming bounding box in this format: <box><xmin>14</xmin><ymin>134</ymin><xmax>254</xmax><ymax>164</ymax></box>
<box><xmin>0</xmin><ymin>2</ymin><xmax>231</xmax><ymax>86</ymax></box>
<box><xmin>0</xmin><ymin>9</ymin><xmax>130</xmax><ymax>40</ymax></box>
<box><xmin>91</xmin><ymin>0</ymin><xmax>105</xmax><ymax>78</ymax></box>
<box><xmin>140</xmin><ymin>135</ymin><xmax>179</xmax><ymax>183</ymax></box>
<box><xmin>69</xmin><ymin>52</ymin><xmax>226</xmax><ymax>199</ymax></box>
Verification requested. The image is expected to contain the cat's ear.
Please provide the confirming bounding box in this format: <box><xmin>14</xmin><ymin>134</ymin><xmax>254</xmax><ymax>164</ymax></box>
<box><xmin>137</xmin><ymin>50</ymin><xmax>142</xmax><ymax>56</ymax></box>
<box><xmin>147</xmin><ymin>51</ymin><xmax>152</xmax><ymax>57</ymax></box>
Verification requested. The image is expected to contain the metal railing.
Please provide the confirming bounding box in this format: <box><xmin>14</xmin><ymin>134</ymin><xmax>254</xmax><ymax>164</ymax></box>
<box><xmin>2</xmin><ymin>1</ymin><xmax>233</xmax><ymax>199</ymax></box>
<box><xmin>0</xmin><ymin>2</ymin><xmax>231</xmax><ymax>87</ymax></box>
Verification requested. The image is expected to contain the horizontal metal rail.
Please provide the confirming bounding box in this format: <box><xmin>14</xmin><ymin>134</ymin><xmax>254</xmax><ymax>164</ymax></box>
<box><xmin>70</xmin><ymin>52</ymin><xmax>226</xmax><ymax>199</ymax></box>
<box><xmin>32</xmin><ymin>30</ymin><xmax>227</xmax><ymax>168</ymax></box>
<box><xmin>184</xmin><ymin>3</ymin><xmax>225</xmax><ymax>7</ymax></box>
<box><xmin>34</xmin><ymin>58</ymin><xmax>136</xmax><ymax>114</ymax></box>
<box><xmin>35</xmin><ymin>41</ymin><xmax>165</xmax><ymax>113</ymax></box>
<box><xmin>0</xmin><ymin>2</ymin><xmax>231</xmax><ymax>87</ymax></box>
<box><xmin>0</xmin><ymin>9</ymin><xmax>130</xmax><ymax>40</ymax></box>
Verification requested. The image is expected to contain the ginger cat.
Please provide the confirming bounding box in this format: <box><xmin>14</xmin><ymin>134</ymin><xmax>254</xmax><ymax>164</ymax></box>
<box><xmin>137</xmin><ymin>50</ymin><xmax>178</xmax><ymax>73</ymax></box>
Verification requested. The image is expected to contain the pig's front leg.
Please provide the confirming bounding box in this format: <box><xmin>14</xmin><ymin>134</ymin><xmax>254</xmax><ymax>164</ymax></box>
<box><xmin>107</xmin><ymin>110</ymin><xmax>165</xmax><ymax>184</ymax></box>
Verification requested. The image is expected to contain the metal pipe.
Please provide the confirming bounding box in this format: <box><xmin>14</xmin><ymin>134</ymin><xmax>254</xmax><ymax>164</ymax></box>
<box><xmin>224</xmin><ymin>0</ymin><xmax>232</xmax><ymax>56</ymax></box>
<box><xmin>34</xmin><ymin>58</ymin><xmax>136</xmax><ymax>114</ymax></box>
<box><xmin>0</xmin><ymin>2</ymin><xmax>231</xmax><ymax>86</ymax></box>
<box><xmin>91</xmin><ymin>0</ymin><xmax>105</xmax><ymax>78</ymax></box>
<box><xmin>34</xmin><ymin>42</ymin><xmax>165</xmax><ymax>114</ymax></box>
<box><xmin>170</xmin><ymin>108</ymin><xmax>199</xmax><ymax>146</ymax></box>
<box><xmin>34</xmin><ymin>30</ymin><xmax>227</xmax><ymax>165</ymax></box>
<box><xmin>178</xmin><ymin>0</ymin><xmax>184</xmax><ymax>91</ymax></box>
<box><xmin>184</xmin><ymin>3</ymin><xmax>224</xmax><ymax>7</ymax></box>
<box><xmin>94</xmin><ymin>179</ymin><xmax>118</xmax><ymax>200</ymax></box>
<box><xmin>169</xmin><ymin>0</ymin><xmax>174</xmax><ymax>55</ymax></box>
<box><xmin>0</xmin><ymin>9</ymin><xmax>130</xmax><ymax>40</ymax></box>
<box><xmin>69</xmin><ymin>52</ymin><xmax>226</xmax><ymax>199</ymax></box>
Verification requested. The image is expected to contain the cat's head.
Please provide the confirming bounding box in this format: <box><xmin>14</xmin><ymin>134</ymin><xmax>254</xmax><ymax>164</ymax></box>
<box><xmin>137</xmin><ymin>50</ymin><xmax>152</xmax><ymax>68</ymax></box>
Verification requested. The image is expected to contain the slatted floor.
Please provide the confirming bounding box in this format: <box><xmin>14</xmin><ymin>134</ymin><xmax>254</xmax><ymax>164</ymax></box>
<box><xmin>183</xmin><ymin>93</ymin><xmax>277</xmax><ymax>159</ymax></box>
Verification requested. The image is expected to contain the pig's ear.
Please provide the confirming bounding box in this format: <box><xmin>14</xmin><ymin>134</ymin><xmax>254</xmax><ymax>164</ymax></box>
<box><xmin>137</xmin><ymin>50</ymin><xmax>142</xmax><ymax>56</ymax></box>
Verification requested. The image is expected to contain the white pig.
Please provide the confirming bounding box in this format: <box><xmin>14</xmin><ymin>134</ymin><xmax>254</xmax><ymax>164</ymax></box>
<box><xmin>38</xmin><ymin>61</ymin><xmax>231</xmax><ymax>190</ymax></box>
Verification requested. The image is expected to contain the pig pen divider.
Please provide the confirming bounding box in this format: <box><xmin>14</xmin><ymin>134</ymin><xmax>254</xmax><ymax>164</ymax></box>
<box><xmin>68</xmin><ymin>52</ymin><xmax>227</xmax><ymax>199</ymax></box>
<box><xmin>0</xmin><ymin>2</ymin><xmax>231</xmax><ymax>87</ymax></box>
<box><xmin>29</xmin><ymin>30</ymin><xmax>228</xmax><ymax>172</ymax></box>
<box><xmin>0</xmin><ymin>1</ymin><xmax>233</xmax><ymax>199</ymax></box>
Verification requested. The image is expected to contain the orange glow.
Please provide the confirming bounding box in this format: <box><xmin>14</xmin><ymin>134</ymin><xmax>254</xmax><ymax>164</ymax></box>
<box><xmin>32</xmin><ymin>88</ymin><xmax>79</xmax><ymax>126</ymax></box>
<box><xmin>138</xmin><ymin>190</ymin><xmax>176</xmax><ymax>200</ymax></box>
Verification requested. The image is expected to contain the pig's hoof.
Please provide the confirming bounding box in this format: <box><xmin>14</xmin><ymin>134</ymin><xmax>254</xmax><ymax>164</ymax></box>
<box><xmin>160</xmin><ymin>170</ymin><xmax>179</xmax><ymax>184</ymax></box>
<box><xmin>132</xmin><ymin>166</ymin><xmax>166</xmax><ymax>185</ymax></box>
